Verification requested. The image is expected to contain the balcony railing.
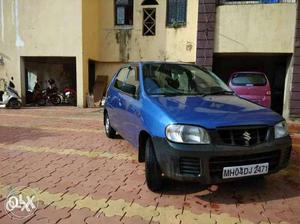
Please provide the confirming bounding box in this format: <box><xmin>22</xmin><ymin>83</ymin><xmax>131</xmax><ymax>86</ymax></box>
<box><xmin>218</xmin><ymin>0</ymin><xmax>296</xmax><ymax>5</ymax></box>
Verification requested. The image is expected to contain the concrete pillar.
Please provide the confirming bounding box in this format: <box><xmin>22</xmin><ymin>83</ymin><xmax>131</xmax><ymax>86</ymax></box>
<box><xmin>76</xmin><ymin>56</ymin><xmax>88</xmax><ymax>108</ymax></box>
<box><xmin>283</xmin><ymin>56</ymin><xmax>294</xmax><ymax>119</ymax></box>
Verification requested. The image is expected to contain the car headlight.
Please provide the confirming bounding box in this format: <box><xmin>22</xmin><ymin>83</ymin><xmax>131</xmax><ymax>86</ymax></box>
<box><xmin>166</xmin><ymin>124</ymin><xmax>210</xmax><ymax>144</ymax></box>
<box><xmin>274</xmin><ymin>121</ymin><xmax>289</xmax><ymax>139</ymax></box>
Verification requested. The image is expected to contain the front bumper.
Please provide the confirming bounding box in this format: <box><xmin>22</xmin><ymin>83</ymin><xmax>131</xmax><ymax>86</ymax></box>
<box><xmin>152</xmin><ymin>136</ymin><xmax>292</xmax><ymax>184</ymax></box>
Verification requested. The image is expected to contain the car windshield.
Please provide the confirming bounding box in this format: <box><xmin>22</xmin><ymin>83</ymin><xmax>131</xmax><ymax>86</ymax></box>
<box><xmin>231</xmin><ymin>73</ymin><xmax>267</xmax><ymax>86</ymax></box>
<box><xmin>142</xmin><ymin>63</ymin><xmax>231</xmax><ymax>96</ymax></box>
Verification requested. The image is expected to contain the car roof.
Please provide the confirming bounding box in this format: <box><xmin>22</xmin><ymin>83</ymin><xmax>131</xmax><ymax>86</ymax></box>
<box><xmin>127</xmin><ymin>61</ymin><xmax>209</xmax><ymax>71</ymax></box>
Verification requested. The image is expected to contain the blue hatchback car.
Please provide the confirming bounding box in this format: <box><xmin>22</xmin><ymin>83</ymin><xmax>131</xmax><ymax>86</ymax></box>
<box><xmin>104</xmin><ymin>62</ymin><xmax>292</xmax><ymax>192</ymax></box>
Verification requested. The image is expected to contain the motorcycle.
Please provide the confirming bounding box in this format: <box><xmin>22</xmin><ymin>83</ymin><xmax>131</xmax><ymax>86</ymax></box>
<box><xmin>42</xmin><ymin>79</ymin><xmax>61</xmax><ymax>105</ymax></box>
<box><xmin>61</xmin><ymin>87</ymin><xmax>76</xmax><ymax>105</ymax></box>
<box><xmin>0</xmin><ymin>77</ymin><xmax>22</xmax><ymax>109</ymax></box>
<box><xmin>41</xmin><ymin>89</ymin><xmax>61</xmax><ymax>106</ymax></box>
<box><xmin>31</xmin><ymin>81</ymin><xmax>46</xmax><ymax>106</ymax></box>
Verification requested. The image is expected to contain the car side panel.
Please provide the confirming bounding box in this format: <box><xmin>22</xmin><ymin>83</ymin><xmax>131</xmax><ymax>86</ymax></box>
<box><xmin>136</xmin><ymin>64</ymin><xmax>174</xmax><ymax>142</ymax></box>
<box><xmin>105</xmin><ymin>87</ymin><xmax>120</xmax><ymax>131</ymax></box>
<box><xmin>120</xmin><ymin>94</ymin><xmax>142</xmax><ymax>146</ymax></box>
<box><xmin>139</xmin><ymin>96</ymin><xmax>174</xmax><ymax>139</ymax></box>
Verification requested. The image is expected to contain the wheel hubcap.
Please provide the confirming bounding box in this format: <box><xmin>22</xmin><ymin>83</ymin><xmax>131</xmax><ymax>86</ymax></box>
<box><xmin>105</xmin><ymin>116</ymin><xmax>110</xmax><ymax>133</ymax></box>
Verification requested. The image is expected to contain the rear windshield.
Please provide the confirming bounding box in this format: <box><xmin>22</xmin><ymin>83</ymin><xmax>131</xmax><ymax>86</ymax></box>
<box><xmin>231</xmin><ymin>73</ymin><xmax>267</xmax><ymax>86</ymax></box>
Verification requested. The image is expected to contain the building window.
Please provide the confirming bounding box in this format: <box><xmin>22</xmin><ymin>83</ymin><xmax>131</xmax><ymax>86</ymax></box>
<box><xmin>143</xmin><ymin>8</ymin><xmax>156</xmax><ymax>36</ymax></box>
<box><xmin>167</xmin><ymin>0</ymin><xmax>187</xmax><ymax>27</ymax></box>
<box><xmin>141</xmin><ymin>0</ymin><xmax>159</xmax><ymax>5</ymax></box>
<box><xmin>115</xmin><ymin>0</ymin><xmax>133</xmax><ymax>26</ymax></box>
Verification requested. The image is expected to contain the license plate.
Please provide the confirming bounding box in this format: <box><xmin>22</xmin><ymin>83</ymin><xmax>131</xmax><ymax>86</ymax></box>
<box><xmin>222</xmin><ymin>163</ymin><xmax>269</xmax><ymax>179</ymax></box>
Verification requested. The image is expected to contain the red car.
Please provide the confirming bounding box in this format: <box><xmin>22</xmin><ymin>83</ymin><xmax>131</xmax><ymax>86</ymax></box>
<box><xmin>228</xmin><ymin>71</ymin><xmax>271</xmax><ymax>108</ymax></box>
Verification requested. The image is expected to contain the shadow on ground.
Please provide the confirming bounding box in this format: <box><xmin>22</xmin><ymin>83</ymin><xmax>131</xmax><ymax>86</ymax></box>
<box><xmin>0</xmin><ymin>126</ymin><xmax>57</xmax><ymax>145</ymax></box>
<box><xmin>161</xmin><ymin>151</ymin><xmax>300</xmax><ymax>204</ymax></box>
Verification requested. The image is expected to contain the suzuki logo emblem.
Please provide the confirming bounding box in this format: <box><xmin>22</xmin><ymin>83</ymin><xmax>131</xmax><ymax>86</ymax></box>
<box><xmin>243</xmin><ymin>131</ymin><xmax>251</xmax><ymax>144</ymax></box>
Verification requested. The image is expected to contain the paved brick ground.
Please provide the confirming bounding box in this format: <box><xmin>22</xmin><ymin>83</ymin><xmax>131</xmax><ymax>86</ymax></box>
<box><xmin>0</xmin><ymin>107</ymin><xmax>299</xmax><ymax>224</ymax></box>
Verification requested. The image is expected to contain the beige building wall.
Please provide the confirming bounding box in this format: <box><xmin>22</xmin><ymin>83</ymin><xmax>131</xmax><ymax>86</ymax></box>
<box><xmin>214</xmin><ymin>4</ymin><xmax>297</xmax><ymax>53</ymax></box>
<box><xmin>0</xmin><ymin>0</ymin><xmax>84</xmax><ymax>105</ymax></box>
<box><xmin>82</xmin><ymin>0</ymin><xmax>103</xmax><ymax>102</ymax></box>
<box><xmin>0</xmin><ymin>0</ymin><xmax>199</xmax><ymax>107</ymax></box>
<box><xmin>96</xmin><ymin>0</ymin><xmax>199</xmax><ymax>81</ymax></box>
<box><xmin>165</xmin><ymin>1</ymin><xmax>198</xmax><ymax>62</ymax></box>
<box><xmin>95</xmin><ymin>62</ymin><xmax>124</xmax><ymax>80</ymax></box>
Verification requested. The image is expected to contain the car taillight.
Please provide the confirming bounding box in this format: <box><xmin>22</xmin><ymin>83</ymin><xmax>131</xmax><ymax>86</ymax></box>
<box><xmin>266</xmin><ymin>90</ymin><xmax>271</xmax><ymax>96</ymax></box>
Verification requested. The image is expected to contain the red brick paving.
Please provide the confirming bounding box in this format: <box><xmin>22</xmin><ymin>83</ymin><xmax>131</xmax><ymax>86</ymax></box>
<box><xmin>0</xmin><ymin>107</ymin><xmax>299</xmax><ymax>224</ymax></box>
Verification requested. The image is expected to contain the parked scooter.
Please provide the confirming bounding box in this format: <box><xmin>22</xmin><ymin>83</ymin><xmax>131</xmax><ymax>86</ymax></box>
<box><xmin>0</xmin><ymin>77</ymin><xmax>22</xmax><ymax>109</ymax></box>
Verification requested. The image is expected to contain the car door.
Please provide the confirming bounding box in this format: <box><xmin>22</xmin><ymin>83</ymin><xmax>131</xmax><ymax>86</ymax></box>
<box><xmin>107</xmin><ymin>67</ymin><xmax>130</xmax><ymax>133</ymax></box>
<box><xmin>118</xmin><ymin>65</ymin><xmax>142</xmax><ymax>146</ymax></box>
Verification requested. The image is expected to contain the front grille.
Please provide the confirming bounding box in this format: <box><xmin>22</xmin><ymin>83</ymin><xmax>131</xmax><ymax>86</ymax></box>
<box><xmin>209</xmin><ymin>150</ymin><xmax>281</xmax><ymax>179</ymax></box>
<box><xmin>179</xmin><ymin>157</ymin><xmax>201</xmax><ymax>176</ymax></box>
<box><xmin>217</xmin><ymin>126</ymin><xmax>269</xmax><ymax>146</ymax></box>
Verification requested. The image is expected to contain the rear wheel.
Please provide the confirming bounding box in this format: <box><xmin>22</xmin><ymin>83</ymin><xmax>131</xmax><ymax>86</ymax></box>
<box><xmin>68</xmin><ymin>95</ymin><xmax>76</xmax><ymax>105</ymax></box>
<box><xmin>50</xmin><ymin>95</ymin><xmax>61</xmax><ymax>105</ymax></box>
<box><xmin>38</xmin><ymin>98</ymin><xmax>46</xmax><ymax>106</ymax></box>
<box><xmin>8</xmin><ymin>99</ymin><xmax>21</xmax><ymax>109</ymax></box>
<box><xmin>104</xmin><ymin>113</ymin><xmax>116</xmax><ymax>138</ymax></box>
<box><xmin>145</xmin><ymin>138</ymin><xmax>163</xmax><ymax>192</ymax></box>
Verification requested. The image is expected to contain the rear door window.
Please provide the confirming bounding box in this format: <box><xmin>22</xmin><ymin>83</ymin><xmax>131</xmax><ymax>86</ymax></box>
<box><xmin>231</xmin><ymin>73</ymin><xmax>267</xmax><ymax>86</ymax></box>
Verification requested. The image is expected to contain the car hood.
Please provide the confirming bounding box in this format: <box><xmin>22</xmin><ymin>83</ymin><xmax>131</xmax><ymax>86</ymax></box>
<box><xmin>149</xmin><ymin>95</ymin><xmax>282</xmax><ymax>129</ymax></box>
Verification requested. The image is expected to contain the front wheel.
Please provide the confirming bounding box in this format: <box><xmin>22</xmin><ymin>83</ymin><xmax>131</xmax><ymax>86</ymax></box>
<box><xmin>38</xmin><ymin>98</ymin><xmax>46</xmax><ymax>106</ymax></box>
<box><xmin>50</xmin><ymin>95</ymin><xmax>61</xmax><ymax>105</ymax></box>
<box><xmin>8</xmin><ymin>99</ymin><xmax>21</xmax><ymax>109</ymax></box>
<box><xmin>104</xmin><ymin>113</ymin><xmax>116</xmax><ymax>138</ymax></box>
<box><xmin>145</xmin><ymin>138</ymin><xmax>163</xmax><ymax>192</ymax></box>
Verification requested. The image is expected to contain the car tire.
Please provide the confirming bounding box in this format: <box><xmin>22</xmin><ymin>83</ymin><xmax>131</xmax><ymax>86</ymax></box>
<box><xmin>104</xmin><ymin>113</ymin><xmax>116</xmax><ymax>138</ymax></box>
<box><xmin>145</xmin><ymin>138</ymin><xmax>163</xmax><ymax>192</ymax></box>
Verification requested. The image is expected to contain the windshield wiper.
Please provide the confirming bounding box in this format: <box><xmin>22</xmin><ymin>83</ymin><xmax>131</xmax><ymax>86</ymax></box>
<box><xmin>162</xmin><ymin>92</ymin><xmax>207</xmax><ymax>96</ymax></box>
<box><xmin>163</xmin><ymin>93</ymin><xmax>183</xmax><ymax>96</ymax></box>
<box><xmin>202</xmin><ymin>90</ymin><xmax>234</xmax><ymax>97</ymax></box>
<box><xmin>150</xmin><ymin>92</ymin><xmax>181</xmax><ymax>96</ymax></box>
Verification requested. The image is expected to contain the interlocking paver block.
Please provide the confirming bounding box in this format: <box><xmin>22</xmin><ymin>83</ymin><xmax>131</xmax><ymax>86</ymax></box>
<box><xmin>85</xmin><ymin>213</ymin><xmax>122</xmax><ymax>224</ymax></box>
<box><xmin>28</xmin><ymin>206</ymin><xmax>70</xmax><ymax>224</ymax></box>
<box><xmin>0</xmin><ymin>108</ymin><xmax>299</xmax><ymax>224</ymax></box>
<box><xmin>38</xmin><ymin>191</ymin><xmax>63</xmax><ymax>206</ymax></box>
<box><xmin>53</xmin><ymin>193</ymin><xmax>85</xmax><ymax>209</ymax></box>
<box><xmin>75</xmin><ymin>195</ymin><xmax>108</xmax><ymax>212</ymax></box>
<box><xmin>57</xmin><ymin>208</ymin><xmax>93</xmax><ymax>224</ymax></box>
